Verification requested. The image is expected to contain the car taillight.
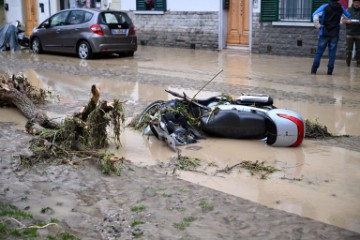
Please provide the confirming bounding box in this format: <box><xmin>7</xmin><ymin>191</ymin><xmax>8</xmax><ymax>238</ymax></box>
<box><xmin>277</xmin><ymin>113</ymin><xmax>304</xmax><ymax>147</ymax></box>
<box><xmin>129</xmin><ymin>26</ymin><xmax>136</xmax><ymax>36</ymax></box>
<box><xmin>90</xmin><ymin>24</ymin><xmax>103</xmax><ymax>35</ymax></box>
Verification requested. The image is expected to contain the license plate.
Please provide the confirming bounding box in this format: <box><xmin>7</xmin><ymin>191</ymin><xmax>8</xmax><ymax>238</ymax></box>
<box><xmin>111</xmin><ymin>29</ymin><xmax>128</xmax><ymax>35</ymax></box>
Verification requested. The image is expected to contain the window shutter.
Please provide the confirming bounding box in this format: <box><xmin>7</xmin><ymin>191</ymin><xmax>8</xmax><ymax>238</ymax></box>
<box><xmin>260</xmin><ymin>0</ymin><xmax>279</xmax><ymax>22</ymax></box>
<box><xmin>311</xmin><ymin>0</ymin><xmax>328</xmax><ymax>21</ymax></box>
<box><xmin>136</xmin><ymin>0</ymin><xmax>146</xmax><ymax>11</ymax></box>
<box><xmin>154</xmin><ymin>0</ymin><xmax>166</xmax><ymax>11</ymax></box>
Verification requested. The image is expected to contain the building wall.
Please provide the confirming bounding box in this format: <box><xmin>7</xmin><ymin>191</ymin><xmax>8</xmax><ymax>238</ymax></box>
<box><xmin>127</xmin><ymin>11</ymin><xmax>219</xmax><ymax>50</ymax></box>
<box><xmin>251</xmin><ymin>13</ymin><xmax>347</xmax><ymax>59</ymax></box>
<box><xmin>121</xmin><ymin>0</ymin><xmax>219</xmax><ymax>11</ymax></box>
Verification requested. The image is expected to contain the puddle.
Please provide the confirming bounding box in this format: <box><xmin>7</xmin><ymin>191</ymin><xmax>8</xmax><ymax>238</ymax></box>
<box><xmin>104</xmin><ymin>127</ymin><xmax>360</xmax><ymax>232</ymax></box>
<box><xmin>0</xmin><ymin>47</ymin><xmax>359</xmax><ymax>233</ymax></box>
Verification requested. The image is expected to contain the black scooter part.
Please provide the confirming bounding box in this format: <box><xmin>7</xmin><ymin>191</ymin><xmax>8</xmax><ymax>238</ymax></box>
<box><xmin>200</xmin><ymin>110</ymin><xmax>268</xmax><ymax>139</ymax></box>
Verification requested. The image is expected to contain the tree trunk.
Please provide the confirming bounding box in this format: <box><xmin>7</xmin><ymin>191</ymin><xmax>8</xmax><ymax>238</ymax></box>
<box><xmin>0</xmin><ymin>87</ymin><xmax>48</xmax><ymax>123</ymax></box>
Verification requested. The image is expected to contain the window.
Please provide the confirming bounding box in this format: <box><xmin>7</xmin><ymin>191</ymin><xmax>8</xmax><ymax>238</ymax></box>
<box><xmin>49</xmin><ymin>11</ymin><xmax>70</xmax><ymax>27</ymax></box>
<box><xmin>68</xmin><ymin>10</ymin><xmax>85</xmax><ymax>25</ymax></box>
<box><xmin>136</xmin><ymin>0</ymin><xmax>166</xmax><ymax>11</ymax></box>
<box><xmin>84</xmin><ymin>12</ymin><xmax>94</xmax><ymax>22</ymax></box>
<box><xmin>279</xmin><ymin>0</ymin><xmax>311</xmax><ymax>21</ymax></box>
<box><xmin>67</xmin><ymin>11</ymin><xmax>93</xmax><ymax>25</ymax></box>
<box><xmin>260</xmin><ymin>0</ymin><xmax>328</xmax><ymax>22</ymax></box>
<box><xmin>100</xmin><ymin>12</ymin><xmax>132</xmax><ymax>28</ymax></box>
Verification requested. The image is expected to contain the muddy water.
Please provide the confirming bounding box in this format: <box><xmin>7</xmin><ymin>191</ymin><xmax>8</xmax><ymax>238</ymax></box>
<box><xmin>0</xmin><ymin>47</ymin><xmax>360</xmax><ymax>233</ymax></box>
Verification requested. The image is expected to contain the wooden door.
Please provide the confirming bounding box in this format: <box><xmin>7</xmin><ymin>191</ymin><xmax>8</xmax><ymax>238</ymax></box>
<box><xmin>227</xmin><ymin>0</ymin><xmax>249</xmax><ymax>45</ymax></box>
<box><xmin>24</xmin><ymin>0</ymin><xmax>38</xmax><ymax>36</ymax></box>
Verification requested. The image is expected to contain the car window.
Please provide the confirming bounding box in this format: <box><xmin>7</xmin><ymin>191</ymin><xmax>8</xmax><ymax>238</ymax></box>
<box><xmin>84</xmin><ymin>12</ymin><xmax>93</xmax><ymax>22</ymax></box>
<box><xmin>68</xmin><ymin>10</ymin><xmax>85</xmax><ymax>25</ymax></box>
<box><xmin>104</xmin><ymin>13</ymin><xmax>118</xmax><ymax>24</ymax></box>
<box><xmin>49</xmin><ymin>11</ymin><xmax>70</xmax><ymax>27</ymax></box>
<box><xmin>100</xmin><ymin>12</ymin><xmax>132</xmax><ymax>28</ymax></box>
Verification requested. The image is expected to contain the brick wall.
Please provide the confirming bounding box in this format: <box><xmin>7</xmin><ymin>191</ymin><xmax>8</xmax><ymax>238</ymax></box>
<box><xmin>251</xmin><ymin>13</ymin><xmax>347</xmax><ymax>59</ymax></box>
<box><xmin>127</xmin><ymin>11</ymin><xmax>219</xmax><ymax>50</ymax></box>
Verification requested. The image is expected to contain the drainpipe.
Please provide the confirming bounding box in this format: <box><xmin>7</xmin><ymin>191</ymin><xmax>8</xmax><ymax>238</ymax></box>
<box><xmin>249</xmin><ymin>0</ymin><xmax>252</xmax><ymax>51</ymax></box>
<box><xmin>48</xmin><ymin>0</ymin><xmax>51</xmax><ymax>16</ymax></box>
<box><xmin>218</xmin><ymin>0</ymin><xmax>223</xmax><ymax>50</ymax></box>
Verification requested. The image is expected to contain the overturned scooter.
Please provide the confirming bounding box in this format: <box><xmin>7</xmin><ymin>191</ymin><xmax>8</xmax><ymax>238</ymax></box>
<box><xmin>135</xmin><ymin>90</ymin><xmax>305</xmax><ymax>151</ymax></box>
<box><xmin>0</xmin><ymin>21</ymin><xmax>29</xmax><ymax>51</ymax></box>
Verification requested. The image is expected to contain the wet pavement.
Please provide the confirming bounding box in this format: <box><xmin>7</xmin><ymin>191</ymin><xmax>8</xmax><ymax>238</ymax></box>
<box><xmin>0</xmin><ymin>46</ymin><xmax>360</xmax><ymax>234</ymax></box>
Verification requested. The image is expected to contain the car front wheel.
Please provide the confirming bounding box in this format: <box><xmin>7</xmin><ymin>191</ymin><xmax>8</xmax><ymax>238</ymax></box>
<box><xmin>77</xmin><ymin>41</ymin><xmax>92</xmax><ymax>59</ymax></box>
<box><xmin>32</xmin><ymin>38</ymin><xmax>42</xmax><ymax>54</ymax></box>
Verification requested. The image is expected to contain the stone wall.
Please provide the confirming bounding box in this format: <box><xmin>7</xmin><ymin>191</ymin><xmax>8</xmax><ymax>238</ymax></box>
<box><xmin>251</xmin><ymin>13</ymin><xmax>347</xmax><ymax>59</ymax></box>
<box><xmin>127</xmin><ymin>11</ymin><xmax>219</xmax><ymax>50</ymax></box>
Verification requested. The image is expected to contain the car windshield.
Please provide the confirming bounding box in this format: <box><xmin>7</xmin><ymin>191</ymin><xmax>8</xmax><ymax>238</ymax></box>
<box><xmin>99</xmin><ymin>12</ymin><xmax>131</xmax><ymax>28</ymax></box>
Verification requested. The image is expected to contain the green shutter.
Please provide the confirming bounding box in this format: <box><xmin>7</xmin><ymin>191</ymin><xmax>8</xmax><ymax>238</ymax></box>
<box><xmin>154</xmin><ymin>0</ymin><xmax>166</xmax><ymax>11</ymax></box>
<box><xmin>136</xmin><ymin>0</ymin><xmax>146</xmax><ymax>10</ymax></box>
<box><xmin>260</xmin><ymin>0</ymin><xmax>279</xmax><ymax>22</ymax></box>
<box><xmin>311</xmin><ymin>0</ymin><xmax>328</xmax><ymax>21</ymax></box>
<box><xmin>136</xmin><ymin>0</ymin><xmax>166</xmax><ymax>11</ymax></box>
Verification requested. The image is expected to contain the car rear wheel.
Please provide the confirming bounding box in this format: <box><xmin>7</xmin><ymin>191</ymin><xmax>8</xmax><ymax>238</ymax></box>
<box><xmin>32</xmin><ymin>38</ymin><xmax>42</xmax><ymax>54</ymax></box>
<box><xmin>77</xmin><ymin>41</ymin><xmax>92</xmax><ymax>59</ymax></box>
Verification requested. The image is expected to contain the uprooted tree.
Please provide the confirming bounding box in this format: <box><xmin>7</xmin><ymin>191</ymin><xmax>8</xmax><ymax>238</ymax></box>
<box><xmin>0</xmin><ymin>72</ymin><xmax>126</xmax><ymax>171</ymax></box>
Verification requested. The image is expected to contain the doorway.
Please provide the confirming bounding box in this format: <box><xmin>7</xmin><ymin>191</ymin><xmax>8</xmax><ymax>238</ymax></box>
<box><xmin>24</xmin><ymin>0</ymin><xmax>38</xmax><ymax>36</ymax></box>
<box><xmin>226</xmin><ymin>0</ymin><xmax>249</xmax><ymax>45</ymax></box>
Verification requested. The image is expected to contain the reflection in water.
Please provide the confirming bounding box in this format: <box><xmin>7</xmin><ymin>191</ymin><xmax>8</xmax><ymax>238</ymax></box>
<box><xmin>0</xmin><ymin>47</ymin><xmax>359</xmax><ymax>233</ymax></box>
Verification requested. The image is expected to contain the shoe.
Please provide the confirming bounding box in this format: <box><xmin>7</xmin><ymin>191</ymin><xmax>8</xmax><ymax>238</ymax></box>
<box><xmin>327</xmin><ymin>68</ymin><xmax>333</xmax><ymax>75</ymax></box>
<box><xmin>311</xmin><ymin>65</ymin><xmax>317</xmax><ymax>75</ymax></box>
<box><xmin>346</xmin><ymin>58</ymin><xmax>351</xmax><ymax>67</ymax></box>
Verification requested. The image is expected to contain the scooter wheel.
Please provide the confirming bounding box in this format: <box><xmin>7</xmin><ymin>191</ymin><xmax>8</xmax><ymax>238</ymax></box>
<box><xmin>135</xmin><ymin>100</ymin><xmax>165</xmax><ymax>129</ymax></box>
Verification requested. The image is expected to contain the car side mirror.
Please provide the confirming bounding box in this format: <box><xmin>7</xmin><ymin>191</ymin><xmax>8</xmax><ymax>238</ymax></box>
<box><xmin>42</xmin><ymin>21</ymin><xmax>50</xmax><ymax>28</ymax></box>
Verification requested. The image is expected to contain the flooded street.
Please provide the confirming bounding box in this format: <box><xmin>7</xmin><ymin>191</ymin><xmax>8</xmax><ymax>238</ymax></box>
<box><xmin>1</xmin><ymin>46</ymin><xmax>360</xmax><ymax>237</ymax></box>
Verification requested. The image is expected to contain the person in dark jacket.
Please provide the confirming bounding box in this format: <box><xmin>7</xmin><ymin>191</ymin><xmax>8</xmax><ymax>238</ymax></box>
<box><xmin>342</xmin><ymin>0</ymin><xmax>360</xmax><ymax>67</ymax></box>
<box><xmin>311</xmin><ymin>0</ymin><xmax>351</xmax><ymax>75</ymax></box>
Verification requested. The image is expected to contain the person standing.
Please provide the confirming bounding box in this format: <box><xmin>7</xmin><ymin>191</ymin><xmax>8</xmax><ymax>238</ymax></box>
<box><xmin>311</xmin><ymin>0</ymin><xmax>351</xmax><ymax>75</ymax></box>
<box><xmin>342</xmin><ymin>0</ymin><xmax>360</xmax><ymax>67</ymax></box>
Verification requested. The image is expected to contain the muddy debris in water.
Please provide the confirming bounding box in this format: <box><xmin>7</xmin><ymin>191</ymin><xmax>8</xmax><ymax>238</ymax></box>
<box><xmin>0</xmin><ymin>72</ymin><xmax>48</xmax><ymax>106</ymax></box>
<box><xmin>1</xmin><ymin>72</ymin><xmax>127</xmax><ymax>175</ymax></box>
<box><xmin>305</xmin><ymin>119</ymin><xmax>350</xmax><ymax>139</ymax></box>
<box><xmin>215</xmin><ymin>160</ymin><xmax>280</xmax><ymax>179</ymax></box>
<box><xmin>175</xmin><ymin>152</ymin><xmax>201</xmax><ymax>171</ymax></box>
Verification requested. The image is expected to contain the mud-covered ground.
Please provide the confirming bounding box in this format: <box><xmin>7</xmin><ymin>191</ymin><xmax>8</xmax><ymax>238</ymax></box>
<box><xmin>0</xmin><ymin>124</ymin><xmax>359</xmax><ymax>240</ymax></box>
<box><xmin>1</xmin><ymin>48</ymin><xmax>360</xmax><ymax>239</ymax></box>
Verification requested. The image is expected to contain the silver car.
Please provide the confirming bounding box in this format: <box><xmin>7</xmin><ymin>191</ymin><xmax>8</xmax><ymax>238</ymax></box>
<box><xmin>30</xmin><ymin>9</ymin><xmax>137</xmax><ymax>59</ymax></box>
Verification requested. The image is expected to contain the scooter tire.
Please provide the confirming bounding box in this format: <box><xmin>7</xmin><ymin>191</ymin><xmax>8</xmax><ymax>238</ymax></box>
<box><xmin>135</xmin><ymin>100</ymin><xmax>165</xmax><ymax>129</ymax></box>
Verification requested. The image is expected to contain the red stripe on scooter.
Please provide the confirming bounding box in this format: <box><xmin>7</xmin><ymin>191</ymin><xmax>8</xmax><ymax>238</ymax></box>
<box><xmin>277</xmin><ymin>113</ymin><xmax>304</xmax><ymax>147</ymax></box>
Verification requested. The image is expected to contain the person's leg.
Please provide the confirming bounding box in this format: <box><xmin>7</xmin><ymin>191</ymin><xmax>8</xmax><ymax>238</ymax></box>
<box><xmin>311</xmin><ymin>37</ymin><xmax>328</xmax><ymax>74</ymax></box>
<box><xmin>355</xmin><ymin>38</ymin><xmax>360</xmax><ymax>67</ymax></box>
<box><xmin>327</xmin><ymin>36</ymin><xmax>339</xmax><ymax>75</ymax></box>
<box><xmin>346</xmin><ymin>36</ymin><xmax>355</xmax><ymax>67</ymax></box>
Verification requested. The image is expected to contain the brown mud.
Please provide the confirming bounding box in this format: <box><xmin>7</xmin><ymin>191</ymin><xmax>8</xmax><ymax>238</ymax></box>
<box><xmin>0</xmin><ymin>47</ymin><xmax>360</xmax><ymax>238</ymax></box>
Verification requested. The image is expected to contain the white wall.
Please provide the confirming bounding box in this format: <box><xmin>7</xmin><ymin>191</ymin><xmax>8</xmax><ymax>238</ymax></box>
<box><xmin>168</xmin><ymin>0</ymin><xmax>218</xmax><ymax>11</ymax></box>
<box><xmin>253</xmin><ymin>0</ymin><xmax>260</xmax><ymax>13</ymax></box>
<box><xmin>4</xmin><ymin>0</ymin><xmax>24</xmax><ymax>23</ymax></box>
<box><xmin>37</xmin><ymin>0</ymin><xmax>60</xmax><ymax>24</ymax></box>
<box><xmin>121</xmin><ymin>0</ymin><xmax>219</xmax><ymax>12</ymax></box>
